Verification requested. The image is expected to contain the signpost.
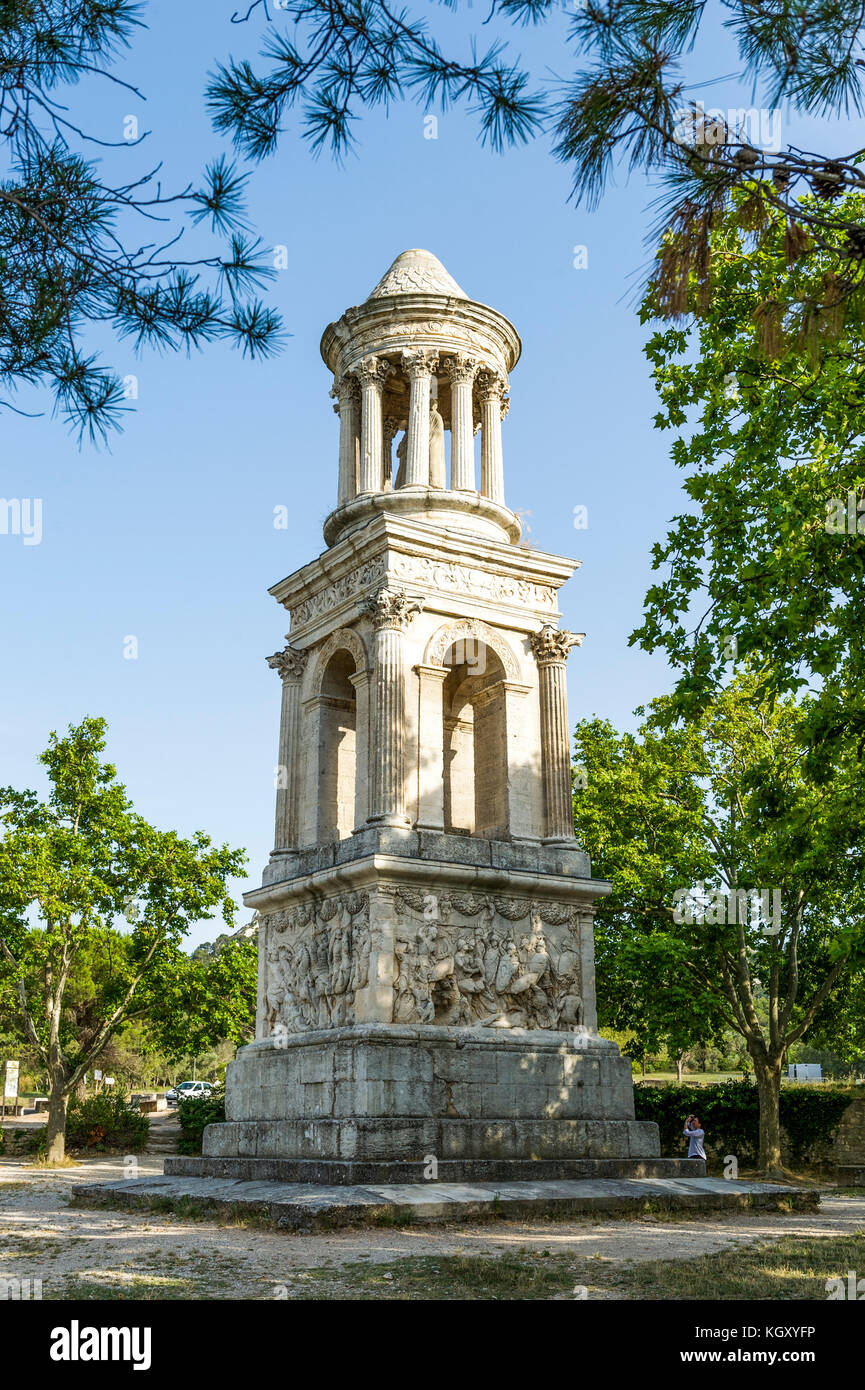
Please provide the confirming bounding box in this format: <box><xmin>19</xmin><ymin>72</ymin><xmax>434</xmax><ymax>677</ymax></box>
<box><xmin>2</xmin><ymin>1060</ymin><xmax>20</xmax><ymax>1119</ymax></box>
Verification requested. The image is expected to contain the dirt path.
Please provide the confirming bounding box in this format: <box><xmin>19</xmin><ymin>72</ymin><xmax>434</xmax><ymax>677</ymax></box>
<box><xmin>1</xmin><ymin>1156</ymin><xmax>863</xmax><ymax>1300</ymax></box>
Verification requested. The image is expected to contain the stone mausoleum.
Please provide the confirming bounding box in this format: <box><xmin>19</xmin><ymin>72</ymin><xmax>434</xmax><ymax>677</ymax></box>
<box><xmin>173</xmin><ymin>249</ymin><xmax>692</xmax><ymax>1184</ymax></box>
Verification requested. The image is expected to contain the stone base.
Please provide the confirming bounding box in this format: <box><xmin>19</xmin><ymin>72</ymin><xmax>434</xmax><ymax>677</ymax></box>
<box><xmin>166</xmin><ymin>1154</ymin><xmax>703</xmax><ymax>1184</ymax></box>
<box><xmin>202</xmin><ymin>1023</ymin><xmax>664</xmax><ymax>1180</ymax></box>
<box><xmin>79</xmin><ymin>1175</ymin><xmax>820</xmax><ymax>1230</ymax></box>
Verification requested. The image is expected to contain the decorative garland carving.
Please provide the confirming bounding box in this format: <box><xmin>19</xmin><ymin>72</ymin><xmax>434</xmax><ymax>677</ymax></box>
<box><xmin>290</xmin><ymin>559</ymin><xmax>387</xmax><ymax>627</ymax></box>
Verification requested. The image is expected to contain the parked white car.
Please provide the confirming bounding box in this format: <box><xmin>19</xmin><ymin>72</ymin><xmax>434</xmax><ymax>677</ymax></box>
<box><xmin>165</xmin><ymin>1081</ymin><xmax>214</xmax><ymax>1105</ymax></box>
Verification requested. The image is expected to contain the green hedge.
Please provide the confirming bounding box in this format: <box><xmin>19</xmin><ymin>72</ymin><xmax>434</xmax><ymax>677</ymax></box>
<box><xmin>634</xmin><ymin>1079</ymin><xmax>852</xmax><ymax>1166</ymax></box>
<box><xmin>66</xmin><ymin>1094</ymin><xmax>150</xmax><ymax>1153</ymax></box>
<box><xmin>177</xmin><ymin>1094</ymin><xmax>226</xmax><ymax>1155</ymax></box>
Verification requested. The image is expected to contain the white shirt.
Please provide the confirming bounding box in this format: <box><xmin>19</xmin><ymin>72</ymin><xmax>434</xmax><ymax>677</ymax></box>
<box><xmin>684</xmin><ymin>1125</ymin><xmax>706</xmax><ymax>1159</ymax></box>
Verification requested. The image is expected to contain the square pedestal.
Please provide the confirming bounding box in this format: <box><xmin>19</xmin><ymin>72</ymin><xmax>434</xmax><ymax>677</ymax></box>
<box><xmin>167</xmin><ymin>1025</ymin><xmax>696</xmax><ymax>1185</ymax></box>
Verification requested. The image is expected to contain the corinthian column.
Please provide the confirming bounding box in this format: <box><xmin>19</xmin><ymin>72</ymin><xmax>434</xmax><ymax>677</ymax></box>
<box><xmin>266</xmin><ymin>645</ymin><xmax>309</xmax><ymax>851</ymax></box>
<box><xmin>445</xmin><ymin>354</ymin><xmax>477</xmax><ymax>491</ymax></box>
<box><xmin>362</xmin><ymin>588</ymin><xmax>424</xmax><ymax>826</ymax></box>
<box><xmin>402</xmin><ymin>350</ymin><xmax>439</xmax><ymax>487</ymax></box>
<box><xmin>477</xmin><ymin>368</ymin><xmax>508</xmax><ymax>504</ymax></box>
<box><xmin>357</xmin><ymin>355</ymin><xmax>394</xmax><ymax>494</ymax></box>
<box><xmin>332</xmin><ymin>374</ymin><xmax>360</xmax><ymax>506</ymax></box>
<box><xmin>529</xmin><ymin>624</ymin><xmax>584</xmax><ymax>843</ymax></box>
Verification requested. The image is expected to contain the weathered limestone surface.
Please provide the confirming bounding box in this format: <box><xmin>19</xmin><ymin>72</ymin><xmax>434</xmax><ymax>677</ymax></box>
<box><xmin>192</xmin><ymin>250</ymin><xmax>696</xmax><ymax>1185</ymax></box>
<box><xmin>85</xmin><ymin>1176</ymin><xmax>819</xmax><ymax>1229</ymax></box>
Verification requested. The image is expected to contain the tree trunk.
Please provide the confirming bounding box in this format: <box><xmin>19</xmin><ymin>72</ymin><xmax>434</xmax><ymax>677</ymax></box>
<box><xmin>753</xmin><ymin>1057</ymin><xmax>784</xmax><ymax>1175</ymax></box>
<box><xmin>676</xmin><ymin>1052</ymin><xmax>685</xmax><ymax>1084</ymax></box>
<box><xmin>45</xmin><ymin>1078</ymin><xmax>69</xmax><ymax>1163</ymax></box>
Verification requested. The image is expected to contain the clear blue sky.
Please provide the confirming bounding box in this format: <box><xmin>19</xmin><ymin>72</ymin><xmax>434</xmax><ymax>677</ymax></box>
<box><xmin>0</xmin><ymin>2</ymin><xmax>850</xmax><ymax>945</ymax></box>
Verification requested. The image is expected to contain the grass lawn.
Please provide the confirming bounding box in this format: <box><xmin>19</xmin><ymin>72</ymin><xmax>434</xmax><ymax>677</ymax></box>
<box><xmin>636</xmin><ymin>1073</ymin><xmax>746</xmax><ymax>1084</ymax></box>
<box><xmin>262</xmin><ymin>1231</ymin><xmax>865</xmax><ymax>1301</ymax></box>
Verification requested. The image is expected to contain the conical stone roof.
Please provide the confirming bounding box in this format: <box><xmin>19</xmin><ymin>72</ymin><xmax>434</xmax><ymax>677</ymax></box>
<box><xmin>366</xmin><ymin>249</ymin><xmax>468</xmax><ymax>301</ymax></box>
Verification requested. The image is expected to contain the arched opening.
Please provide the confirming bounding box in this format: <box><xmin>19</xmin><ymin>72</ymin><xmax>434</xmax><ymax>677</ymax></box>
<box><xmin>317</xmin><ymin>648</ymin><xmax>358</xmax><ymax>841</ymax></box>
<box><xmin>442</xmin><ymin>640</ymin><xmax>508</xmax><ymax>838</ymax></box>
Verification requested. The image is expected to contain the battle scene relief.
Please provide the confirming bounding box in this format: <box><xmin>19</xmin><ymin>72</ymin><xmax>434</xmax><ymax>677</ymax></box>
<box><xmin>259</xmin><ymin>888</ymin><xmax>588</xmax><ymax>1037</ymax></box>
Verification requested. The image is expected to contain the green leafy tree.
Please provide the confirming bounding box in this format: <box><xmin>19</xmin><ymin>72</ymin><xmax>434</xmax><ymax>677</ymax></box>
<box><xmin>210</xmin><ymin>1</ymin><xmax>865</xmax><ymax>317</ymax></box>
<box><xmin>145</xmin><ymin>935</ymin><xmax>257</xmax><ymax>1058</ymax></box>
<box><xmin>634</xmin><ymin>189</ymin><xmax>865</xmax><ymax>747</ymax></box>
<box><xmin>574</xmin><ymin>680</ymin><xmax>865</xmax><ymax>1173</ymax></box>
<box><xmin>1</xmin><ymin>0</ymin><xmax>282</xmax><ymax>438</ymax></box>
<box><xmin>0</xmin><ymin>716</ymin><xmax>246</xmax><ymax>1160</ymax></box>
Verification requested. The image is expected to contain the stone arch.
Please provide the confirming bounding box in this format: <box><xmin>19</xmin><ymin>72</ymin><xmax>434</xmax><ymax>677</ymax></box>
<box><xmin>424</xmin><ymin>618</ymin><xmax>520</xmax><ymax>682</ymax></box>
<box><xmin>309</xmin><ymin>627</ymin><xmax>369</xmax><ymax>697</ymax></box>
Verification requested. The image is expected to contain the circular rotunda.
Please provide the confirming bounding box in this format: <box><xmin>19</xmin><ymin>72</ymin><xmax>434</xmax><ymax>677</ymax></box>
<box><xmin>320</xmin><ymin>248</ymin><xmax>522</xmax><ymax>546</ymax></box>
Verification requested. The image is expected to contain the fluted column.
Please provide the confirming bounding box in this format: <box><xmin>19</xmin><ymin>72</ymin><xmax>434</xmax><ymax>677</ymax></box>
<box><xmin>363</xmin><ymin>588</ymin><xmax>424</xmax><ymax>826</ymax></box>
<box><xmin>333</xmin><ymin>374</ymin><xmax>360</xmax><ymax>506</ymax></box>
<box><xmin>382</xmin><ymin>414</ymin><xmax>399</xmax><ymax>491</ymax></box>
<box><xmin>357</xmin><ymin>355</ymin><xmax>393</xmax><ymax>494</ymax></box>
<box><xmin>445</xmin><ymin>354</ymin><xmax>477</xmax><ymax>491</ymax></box>
<box><xmin>415</xmin><ymin>664</ymin><xmax>448</xmax><ymax>829</ymax></box>
<box><xmin>266</xmin><ymin>645</ymin><xmax>309</xmax><ymax>851</ymax></box>
<box><xmin>402</xmin><ymin>350</ymin><xmax>439</xmax><ymax>487</ymax></box>
<box><xmin>530</xmin><ymin>624</ymin><xmax>584</xmax><ymax>843</ymax></box>
<box><xmin>477</xmin><ymin>368</ymin><xmax>508</xmax><ymax>504</ymax></box>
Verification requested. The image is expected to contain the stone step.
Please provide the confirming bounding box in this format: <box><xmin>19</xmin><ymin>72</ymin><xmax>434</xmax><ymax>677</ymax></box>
<box><xmin>165</xmin><ymin>1154</ymin><xmax>703</xmax><ymax>1185</ymax></box>
<box><xmin>76</xmin><ymin>1174</ymin><xmax>821</xmax><ymax>1230</ymax></box>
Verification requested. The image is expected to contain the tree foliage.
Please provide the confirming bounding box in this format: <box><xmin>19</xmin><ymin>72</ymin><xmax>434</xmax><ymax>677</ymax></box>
<box><xmin>1</xmin><ymin>0</ymin><xmax>283</xmax><ymax>438</ymax></box>
<box><xmin>210</xmin><ymin>1</ymin><xmax>865</xmax><ymax>318</ymax></box>
<box><xmin>0</xmin><ymin>715</ymin><xmax>246</xmax><ymax>1158</ymax></box>
<box><xmin>574</xmin><ymin>680</ymin><xmax>865</xmax><ymax>1171</ymax></box>
<box><xmin>635</xmin><ymin>190</ymin><xmax>865</xmax><ymax>746</ymax></box>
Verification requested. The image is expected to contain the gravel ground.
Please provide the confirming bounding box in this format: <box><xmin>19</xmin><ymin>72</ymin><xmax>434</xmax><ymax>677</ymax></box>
<box><xmin>2</xmin><ymin>1155</ymin><xmax>863</xmax><ymax>1300</ymax></box>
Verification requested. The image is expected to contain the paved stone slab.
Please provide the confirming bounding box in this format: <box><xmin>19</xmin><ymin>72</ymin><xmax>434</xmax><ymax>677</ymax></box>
<box><xmin>77</xmin><ymin>1174</ymin><xmax>821</xmax><ymax>1230</ymax></box>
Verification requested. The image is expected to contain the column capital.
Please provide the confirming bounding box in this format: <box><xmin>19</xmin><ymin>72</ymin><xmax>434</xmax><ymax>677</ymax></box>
<box><xmin>363</xmin><ymin>587</ymin><xmax>424</xmax><ymax>631</ymax></box>
<box><xmin>267</xmin><ymin>645</ymin><xmax>309</xmax><ymax>681</ymax></box>
<box><xmin>356</xmin><ymin>354</ymin><xmax>395</xmax><ymax>388</ymax></box>
<box><xmin>402</xmin><ymin>348</ymin><xmax>439</xmax><ymax>380</ymax></box>
<box><xmin>530</xmin><ymin>625</ymin><xmax>584</xmax><ymax>664</ymax></box>
<box><xmin>332</xmin><ymin>372</ymin><xmax>360</xmax><ymax>404</ymax></box>
<box><xmin>476</xmin><ymin>366</ymin><xmax>508</xmax><ymax>402</ymax></box>
<box><xmin>443</xmin><ymin>352</ymin><xmax>478</xmax><ymax>386</ymax></box>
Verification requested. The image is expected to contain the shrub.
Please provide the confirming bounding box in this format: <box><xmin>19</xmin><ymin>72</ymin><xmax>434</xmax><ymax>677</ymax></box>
<box><xmin>177</xmin><ymin>1093</ymin><xmax>225</xmax><ymax>1155</ymax></box>
<box><xmin>780</xmin><ymin>1086</ymin><xmax>853</xmax><ymax>1165</ymax></box>
<box><xmin>65</xmin><ymin>1093</ymin><xmax>150</xmax><ymax>1153</ymax></box>
<box><xmin>634</xmin><ymin>1079</ymin><xmax>852</xmax><ymax>1168</ymax></box>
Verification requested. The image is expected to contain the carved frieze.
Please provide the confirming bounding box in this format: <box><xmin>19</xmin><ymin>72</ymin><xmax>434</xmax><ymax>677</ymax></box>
<box><xmin>289</xmin><ymin>559</ymin><xmax>387</xmax><ymax>626</ymax></box>
<box><xmin>260</xmin><ymin>892</ymin><xmax>372</xmax><ymax>1035</ymax></box>
<box><xmin>390</xmin><ymin>890</ymin><xmax>586</xmax><ymax>1032</ymax></box>
<box><xmin>289</xmin><ymin>556</ymin><xmax>556</xmax><ymax>630</ymax></box>
<box><xmin>259</xmin><ymin>888</ymin><xmax>587</xmax><ymax>1037</ymax></box>
<box><xmin>392</xmin><ymin>555</ymin><xmax>556</xmax><ymax>611</ymax></box>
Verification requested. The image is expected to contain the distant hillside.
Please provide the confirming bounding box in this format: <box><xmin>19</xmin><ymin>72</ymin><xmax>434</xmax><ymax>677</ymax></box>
<box><xmin>192</xmin><ymin>912</ymin><xmax>259</xmax><ymax>961</ymax></box>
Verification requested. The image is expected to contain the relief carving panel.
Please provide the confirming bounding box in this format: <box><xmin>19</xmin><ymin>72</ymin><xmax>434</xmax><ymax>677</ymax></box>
<box><xmin>390</xmin><ymin>890</ymin><xmax>586</xmax><ymax>1031</ymax></box>
<box><xmin>261</xmin><ymin>892</ymin><xmax>372</xmax><ymax>1035</ymax></box>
